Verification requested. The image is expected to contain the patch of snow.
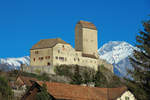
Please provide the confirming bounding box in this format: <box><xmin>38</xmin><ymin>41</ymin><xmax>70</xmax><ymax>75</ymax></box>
<box><xmin>98</xmin><ymin>41</ymin><xmax>136</xmax><ymax>77</ymax></box>
<box><xmin>0</xmin><ymin>56</ymin><xmax>30</xmax><ymax>70</ymax></box>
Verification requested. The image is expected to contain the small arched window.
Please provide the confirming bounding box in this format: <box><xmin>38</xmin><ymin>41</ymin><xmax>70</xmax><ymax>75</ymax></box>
<box><xmin>47</xmin><ymin>62</ymin><xmax>51</xmax><ymax>66</ymax></box>
<box><xmin>33</xmin><ymin>58</ymin><xmax>35</xmax><ymax>61</ymax></box>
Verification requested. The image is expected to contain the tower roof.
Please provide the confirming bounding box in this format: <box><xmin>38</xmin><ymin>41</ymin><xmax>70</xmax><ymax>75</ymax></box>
<box><xmin>31</xmin><ymin>38</ymin><xmax>68</xmax><ymax>50</ymax></box>
<box><xmin>77</xmin><ymin>20</ymin><xmax>97</xmax><ymax>30</ymax></box>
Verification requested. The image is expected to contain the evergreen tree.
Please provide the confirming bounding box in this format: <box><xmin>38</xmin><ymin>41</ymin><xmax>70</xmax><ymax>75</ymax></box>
<box><xmin>126</xmin><ymin>19</ymin><xmax>150</xmax><ymax>100</ymax></box>
<box><xmin>94</xmin><ymin>65</ymin><xmax>104</xmax><ymax>87</ymax></box>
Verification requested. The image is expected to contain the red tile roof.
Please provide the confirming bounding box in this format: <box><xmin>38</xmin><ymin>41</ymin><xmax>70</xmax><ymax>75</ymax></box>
<box><xmin>18</xmin><ymin>76</ymin><xmax>38</xmax><ymax>86</ymax></box>
<box><xmin>37</xmin><ymin>81</ymin><xmax>127</xmax><ymax>100</ymax></box>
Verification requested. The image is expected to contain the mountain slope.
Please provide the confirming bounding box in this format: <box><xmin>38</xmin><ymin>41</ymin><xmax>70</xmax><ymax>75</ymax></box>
<box><xmin>98</xmin><ymin>41</ymin><xmax>135</xmax><ymax>77</ymax></box>
<box><xmin>0</xmin><ymin>56</ymin><xmax>30</xmax><ymax>71</ymax></box>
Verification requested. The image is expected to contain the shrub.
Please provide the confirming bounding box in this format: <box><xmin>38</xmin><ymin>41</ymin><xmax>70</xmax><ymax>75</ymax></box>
<box><xmin>0</xmin><ymin>76</ymin><xmax>13</xmax><ymax>100</ymax></box>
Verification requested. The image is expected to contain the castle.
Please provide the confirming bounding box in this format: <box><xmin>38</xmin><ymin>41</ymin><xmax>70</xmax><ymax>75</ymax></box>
<box><xmin>23</xmin><ymin>21</ymin><xmax>113</xmax><ymax>74</ymax></box>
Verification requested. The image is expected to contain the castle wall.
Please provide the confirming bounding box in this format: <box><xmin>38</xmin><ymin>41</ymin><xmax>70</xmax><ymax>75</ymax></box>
<box><xmin>30</xmin><ymin>48</ymin><xmax>53</xmax><ymax>66</ymax></box>
<box><xmin>98</xmin><ymin>59</ymin><xmax>114</xmax><ymax>73</ymax></box>
<box><xmin>27</xmin><ymin>43</ymin><xmax>99</xmax><ymax>74</ymax></box>
<box><xmin>75</xmin><ymin>24</ymin><xmax>83</xmax><ymax>51</ymax></box>
<box><xmin>22</xmin><ymin>65</ymin><xmax>55</xmax><ymax>74</ymax></box>
<box><xmin>52</xmin><ymin>43</ymin><xmax>98</xmax><ymax>70</ymax></box>
<box><xmin>52</xmin><ymin>43</ymin><xmax>76</xmax><ymax>66</ymax></box>
<box><xmin>82</xmin><ymin>28</ymin><xmax>98</xmax><ymax>56</ymax></box>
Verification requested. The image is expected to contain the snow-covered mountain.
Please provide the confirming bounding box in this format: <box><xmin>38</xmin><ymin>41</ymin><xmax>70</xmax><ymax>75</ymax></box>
<box><xmin>0</xmin><ymin>56</ymin><xmax>30</xmax><ymax>71</ymax></box>
<box><xmin>98</xmin><ymin>41</ymin><xmax>135</xmax><ymax>77</ymax></box>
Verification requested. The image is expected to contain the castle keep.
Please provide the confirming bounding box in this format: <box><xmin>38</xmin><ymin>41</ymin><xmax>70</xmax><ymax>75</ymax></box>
<box><xmin>23</xmin><ymin>21</ymin><xmax>113</xmax><ymax>74</ymax></box>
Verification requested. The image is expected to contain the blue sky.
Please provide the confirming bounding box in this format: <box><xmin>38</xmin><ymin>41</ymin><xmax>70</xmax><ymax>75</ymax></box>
<box><xmin>0</xmin><ymin>0</ymin><xmax>150</xmax><ymax>58</ymax></box>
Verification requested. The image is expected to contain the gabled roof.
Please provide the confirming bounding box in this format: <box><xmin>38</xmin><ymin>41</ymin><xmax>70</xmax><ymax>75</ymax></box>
<box><xmin>30</xmin><ymin>38</ymin><xmax>68</xmax><ymax>50</ymax></box>
<box><xmin>77</xmin><ymin>20</ymin><xmax>97</xmax><ymax>30</ymax></box>
<box><xmin>37</xmin><ymin>81</ymin><xmax>127</xmax><ymax>100</ymax></box>
<box><xmin>17</xmin><ymin>76</ymin><xmax>38</xmax><ymax>86</ymax></box>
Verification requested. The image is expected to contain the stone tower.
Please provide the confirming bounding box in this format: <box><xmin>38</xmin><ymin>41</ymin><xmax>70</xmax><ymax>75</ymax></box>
<box><xmin>75</xmin><ymin>20</ymin><xmax>98</xmax><ymax>56</ymax></box>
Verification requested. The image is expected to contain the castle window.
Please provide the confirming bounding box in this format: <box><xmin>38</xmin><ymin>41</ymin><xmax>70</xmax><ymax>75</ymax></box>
<box><xmin>39</xmin><ymin>57</ymin><xmax>43</xmax><ymax>60</ymax></box>
<box><xmin>74</xmin><ymin>58</ymin><xmax>76</xmax><ymax>61</ymax></box>
<box><xmin>45</xmin><ymin>56</ymin><xmax>50</xmax><ymax>59</ymax></box>
<box><xmin>45</xmin><ymin>56</ymin><xmax>47</xmax><ymax>59</ymax></box>
<box><xmin>58</xmin><ymin>50</ymin><xmax>60</xmax><ymax>53</ymax></box>
<box><xmin>47</xmin><ymin>56</ymin><xmax>50</xmax><ymax>59</ymax></box>
<box><xmin>33</xmin><ymin>58</ymin><xmax>35</xmax><ymax>61</ymax></box>
<box><xmin>78</xmin><ymin>58</ymin><xmax>80</xmax><ymax>62</ymax></box>
<box><xmin>56</xmin><ymin>56</ymin><xmax>58</xmax><ymax>59</ymax></box>
<box><xmin>35</xmin><ymin>51</ymin><xmax>38</xmax><ymax>54</ymax></box>
<box><xmin>47</xmin><ymin>62</ymin><xmax>51</xmax><ymax>66</ymax></box>
<box><xmin>59</xmin><ymin>57</ymin><xmax>64</xmax><ymax>61</ymax></box>
<box><xmin>62</xmin><ymin>45</ymin><xmax>65</xmax><ymax>50</ymax></box>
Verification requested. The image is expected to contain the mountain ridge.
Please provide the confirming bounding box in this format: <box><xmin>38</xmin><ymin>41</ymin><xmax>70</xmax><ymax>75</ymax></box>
<box><xmin>0</xmin><ymin>56</ymin><xmax>30</xmax><ymax>71</ymax></box>
<box><xmin>98</xmin><ymin>41</ymin><xmax>135</xmax><ymax>77</ymax></box>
